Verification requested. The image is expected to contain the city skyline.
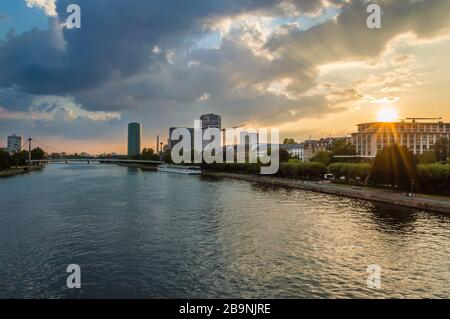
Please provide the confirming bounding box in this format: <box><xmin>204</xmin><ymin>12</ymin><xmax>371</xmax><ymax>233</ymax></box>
<box><xmin>2</xmin><ymin>112</ymin><xmax>449</xmax><ymax>156</ymax></box>
<box><xmin>1</xmin><ymin>1</ymin><xmax>450</xmax><ymax>154</ymax></box>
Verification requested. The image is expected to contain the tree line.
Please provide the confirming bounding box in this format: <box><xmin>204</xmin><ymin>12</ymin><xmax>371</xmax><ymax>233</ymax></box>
<box><xmin>0</xmin><ymin>148</ymin><xmax>45</xmax><ymax>170</ymax></box>
<box><xmin>205</xmin><ymin>137</ymin><xmax>450</xmax><ymax>195</ymax></box>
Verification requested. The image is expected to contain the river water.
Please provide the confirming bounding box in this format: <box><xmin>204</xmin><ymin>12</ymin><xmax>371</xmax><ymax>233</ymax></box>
<box><xmin>0</xmin><ymin>163</ymin><xmax>449</xmax><ymax>298</ymax></box>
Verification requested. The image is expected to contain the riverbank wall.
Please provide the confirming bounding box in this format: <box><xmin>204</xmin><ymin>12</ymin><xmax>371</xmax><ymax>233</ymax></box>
<box><xmin>0</xmin><ymin>165</ymin><xmax>44</xmax><ymax>178</ymax></box>
<box><xmin>115</xmin><ymin>163</ymin><xmax>158</xmax><ymax>171</ymax></box>
<box><xmin>202</xmin><ymin>172</ymin><xmax>450</xmax><ymax>215</ymax></box>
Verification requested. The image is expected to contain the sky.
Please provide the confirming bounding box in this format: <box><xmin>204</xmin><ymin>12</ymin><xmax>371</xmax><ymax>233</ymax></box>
<box><xmin>0</xmin><ymin>0</ymin><xmax>450</xmax><ymax>154</ymax></box>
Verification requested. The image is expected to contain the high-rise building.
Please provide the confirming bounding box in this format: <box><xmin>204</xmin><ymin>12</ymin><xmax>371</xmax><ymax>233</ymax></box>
<box><xmin>127</xmin><ymin>123</ymin><xmax>142</xmax><ymax>157</ymax></box>
<box><xmin>351</xmin><ymin>119</ymin><xmax>450</xmax><ymax>157</ymax></box>
<box><xmin>167</xmin><ymin>127</ymin><xmax>194</xmax><ymax>150</ymax></box>
<box><xmin>200</xmin><ymin>114</ymin><xmax>221</xmax><ymax>150</ymax></box>
<box><xmin>7</xmin><ymin>134</ymin><xmax>22</xmax><ymax>153</ymax></box>
<box><xmin>200</xmin><ymin>113</ymin><xmax>221</xmax><ymax>130</ymax></box>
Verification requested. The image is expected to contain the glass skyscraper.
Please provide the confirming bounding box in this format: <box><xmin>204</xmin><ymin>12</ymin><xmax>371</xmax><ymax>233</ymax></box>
<box><xmin>128</xmin><ymin>123</ymin><xmax>142</xmax><ymax>157</ymax></box>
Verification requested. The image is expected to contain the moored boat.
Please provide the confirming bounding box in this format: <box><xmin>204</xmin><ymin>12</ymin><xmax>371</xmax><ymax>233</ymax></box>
<box><xmin>157</xmin><ymin>164</ymin><xmax>201</xmax><ymax>175</ymax></box>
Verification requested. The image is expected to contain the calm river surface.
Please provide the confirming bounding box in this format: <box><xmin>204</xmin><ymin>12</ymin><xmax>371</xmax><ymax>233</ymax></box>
<box><xmin>0</xmin><ymin>164</ymin><xmax>449</xmax><ymax>298</ymax></box>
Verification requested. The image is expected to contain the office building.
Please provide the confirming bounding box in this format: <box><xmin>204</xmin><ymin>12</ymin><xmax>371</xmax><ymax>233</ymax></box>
<box><xmin>7</xmin><ymin>134</ymin><xmax>22</xmax><ymax>153</ymax></box>
<box><xmin>200</xmin><ymin>113</ymin><xmax>221</xmax><ymax>130</ymax></box>
<box><xmin>167</xmin><ymin>127</ymin><xmax>195</xmax><ymax>150</ymax></box>
<box><xmin>351</xmin><ymin>118</ymin><xmax>450</xmax><ymax>157</ymax></box>
<box><xmin>127</xmin><ymin>123</ymin><xmax>142</xmax><ymax>156</ymax></box>
<box><xmin>200</xmin><ymin>114</ymin><xmax>221</xmax><ymax>150</ymax></box>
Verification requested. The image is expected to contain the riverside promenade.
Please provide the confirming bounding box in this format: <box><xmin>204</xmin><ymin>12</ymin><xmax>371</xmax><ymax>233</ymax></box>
<box><xmin>202</xmin><ymin>172</ymin><xmax>450</xmax><ymax>215</ymax></box>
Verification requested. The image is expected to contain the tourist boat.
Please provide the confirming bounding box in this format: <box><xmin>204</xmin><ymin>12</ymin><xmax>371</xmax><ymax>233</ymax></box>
<box><xmin>157</xmin><ymin>164</ymin><xmax>202</xmax><ymax>175</ymax></box>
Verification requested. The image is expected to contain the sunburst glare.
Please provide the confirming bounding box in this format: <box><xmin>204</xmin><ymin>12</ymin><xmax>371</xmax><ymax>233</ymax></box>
<box><xmin>377</xmin><ymin>107</ymin><xmax>399</xmax><ymax>122</ymax></box>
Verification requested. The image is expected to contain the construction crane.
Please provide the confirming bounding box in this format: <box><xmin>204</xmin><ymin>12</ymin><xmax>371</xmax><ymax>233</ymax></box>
<box><xmin>405</xmin><ymin>117</ymin><xmax>442</xmax><ymax>123</ymax></box>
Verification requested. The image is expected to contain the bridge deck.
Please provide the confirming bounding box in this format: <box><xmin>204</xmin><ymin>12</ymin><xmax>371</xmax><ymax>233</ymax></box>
<box><xmin>31</xmin><ymin>159</ymin><xmax>162</xmax><ymax>164</ymax></box>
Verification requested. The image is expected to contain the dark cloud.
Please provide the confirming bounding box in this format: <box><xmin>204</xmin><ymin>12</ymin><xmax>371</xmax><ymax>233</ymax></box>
<box><xmin>0</xmin><ymin>0</ymin><xmax>288</xmax><ymax>95</ymax></box>
<box><xmin>0</xmin><ymin>12</ymin><xmax>9</xmax><ymax>21</ymax></box>
<box><xmin>0</xmin><ymin>88</ymin><xmax>34</xmax><ymax>112</ymax></box>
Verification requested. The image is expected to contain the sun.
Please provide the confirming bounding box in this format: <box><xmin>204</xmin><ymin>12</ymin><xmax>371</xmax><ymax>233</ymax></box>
<box><xmin>377</xmin><ymin>107</ymin><xmax>399</xmax><ymax>122</ymax></box>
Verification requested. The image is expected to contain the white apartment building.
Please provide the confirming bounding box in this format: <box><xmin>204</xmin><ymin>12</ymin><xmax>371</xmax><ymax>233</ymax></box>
<box><xmin>282</xmin><ymin>144</ymin><xmax>304</xmax><ymax>160</ymax></box>
<box><xmin>351</xmin><ymin>119</ymin><xmax>450</xmax><ymax>157</ymax></box>
<box><xmin>7</xmin><ymin>134</ymin><xmax>22</xmax><ymax>153</ymax></box>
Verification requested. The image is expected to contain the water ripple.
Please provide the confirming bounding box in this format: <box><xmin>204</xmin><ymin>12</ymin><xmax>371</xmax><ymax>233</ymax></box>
<box><xmin>0</xmin><ymin>165</ymin><xmax>449</xmax><ymax>298</ymax></box>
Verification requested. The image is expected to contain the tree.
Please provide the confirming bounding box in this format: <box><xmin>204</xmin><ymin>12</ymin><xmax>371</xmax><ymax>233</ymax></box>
<box><xmin>417</xmin><ymin>150</ymin><xmax>437</xmax><ymax>164</ymax></box>
<box><xmin>329</xmin><ymin>138</ymin><xmax>356</xmax><ymax>161</ymax></box>
<box><xmin>283</xmin><ymin>138</ymin><xmax>297</xmax><ymax>145</ymax></box>
<box><xmin>0</xmin><ymin>151</ymin><xmax>11</xmax><ymax>170</ymax></box>
<box><xmin>310</xmin><ymin>151</ymin><xmax>331</xmax><ymax>165</ymax></box>
<box><xmin>369</xmin><ymin>144</ymin><xmax>418</xmax><ymax>190</ymax></box>
<box><xmin>141</xmin><ymin>148</ymin><xmax>159</xmax><ymax>160</ymax></box>
<box><xmin>31</xmin><ymin>147</ymin><xmax>45</xmax><ymax>160</ymax></box>
<box><xmin>279</xmin><ymin>148</ymin><xmax>290</xmax><ymax>162</ymax></box>
<box><xmin>434</xmin><ymin>137</ymin><xmax>449</xmax><ymax>162</ymax></box>
<box><xmin>11</xmin><ymin>150</ymin><xmax>29</xmax><ymax>167</ymax></box>
<box><xmin>162</xmin><ymin>150</ymin><xmax>173</xmax><ymax>163</ymax></box>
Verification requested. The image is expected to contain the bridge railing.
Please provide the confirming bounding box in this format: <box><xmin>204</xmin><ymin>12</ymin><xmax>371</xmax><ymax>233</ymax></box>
<box><xmin>31</xmin><ymin>159</ymin><xmax>163</xmax><ymax>164</ymax></box>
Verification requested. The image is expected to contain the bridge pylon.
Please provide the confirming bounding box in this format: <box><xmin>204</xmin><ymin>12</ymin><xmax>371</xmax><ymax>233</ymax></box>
<box><xmin>28</xmin><ymin>138</ymin><xmax>32</xmax><ymax>164</ymax></box>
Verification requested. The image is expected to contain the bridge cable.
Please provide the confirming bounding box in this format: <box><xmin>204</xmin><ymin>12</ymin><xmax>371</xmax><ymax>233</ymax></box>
<box><xmin>32</xmin><ymin>139</ymin><xmax>66</xmax><ymax>154</ymax></box>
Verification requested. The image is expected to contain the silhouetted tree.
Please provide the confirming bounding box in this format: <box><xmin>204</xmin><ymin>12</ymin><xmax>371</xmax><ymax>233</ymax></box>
<box><xmin>162</xmin><ymin>150</ymin><xmax>173</xmax><ymax>163</ymax></box>
<box><xmin>0</xmin><ymin>151</ymin><xmax>11</xmax><ymax>170</ymax></box>
<box><xmin>31</xmin><ymin>147</ymin><xmax>45</xmax><ymax>160</ymax></box>
<box><xmin>434</xmin><ymin>137</ymin><xmax>449</xmax><ymax>162</ymax></box>
<box><xmin>279</xmin><ymin>148</ymin><xmax>290</xmax><ymax>162</ymax></box>
<box><xmin>11</xmin><ymin>151</ymin><xmax>28</xmax><ymax>167</ymax></box>
<box><xmin>369</xmin><ymin>144</ymin><xmax>418</xmax><ymax>190</ymax></box>
<box><xmin>141</xmin><ymin>148</ymin><xmax>159</xmax><ymax>161</ymax></box>
<box><xmin>283</xmin><ymin>138</ymin><xmax>297</xmax><ymax>145</ymax></box>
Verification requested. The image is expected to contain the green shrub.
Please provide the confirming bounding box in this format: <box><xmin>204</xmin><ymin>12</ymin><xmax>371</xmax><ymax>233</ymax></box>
<box><xmin>328</xmin><ymin>163</ymin><xmax>346</xmax><ymax>178</ymax></box>
<box><xmin>298</xmin><ymin>162</ymin><xmax>327</xmax><ymax>179</ymax></box>
<box><xmin>309</xmin><ymin>151</ymin><xmax>331</xmax><ymax>165</ymax></box>
<box><xmin>328</xmin><ymin>163</ymin><xmax>371</xmax><ymax>179</ymax></box>
<box><xmin>279</xmin><ymin>162</ymin><xmax>297</xmax><ymax>177</ymax></box>
<box><xmin>349</xmin><ymin>163</ymin><xmax>371</xmax><ymax>180</ymax></box>
<box><xmin>278</xmin><ymin>162</ymin><xmax>326</xmax><ymax>179</ymax></box>
<box><xmin>417</xmin><ymin>164</ymin><xmax>450</xmax><ymax>195</ymax></box>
